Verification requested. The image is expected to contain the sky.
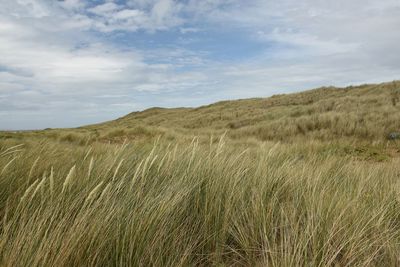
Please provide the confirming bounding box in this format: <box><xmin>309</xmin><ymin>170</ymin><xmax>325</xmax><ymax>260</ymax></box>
<box><xmin>1</xmin><ymin>0</ymin><xmax>400</xmax><ymax>130</ymax></box>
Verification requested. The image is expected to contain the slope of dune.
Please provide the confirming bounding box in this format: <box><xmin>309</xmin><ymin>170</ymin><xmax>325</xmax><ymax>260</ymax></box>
<box><xmin>83</xmin><ymin>81</ymin><xmax>400</xmax><ymax>142</ymax></box>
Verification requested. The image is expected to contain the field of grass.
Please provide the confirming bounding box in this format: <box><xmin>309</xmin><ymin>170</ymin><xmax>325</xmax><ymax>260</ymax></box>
<box><xmin>1</xmin><ymin>81</ymin><xmax>400</xmax><ymax>266</ymax></box>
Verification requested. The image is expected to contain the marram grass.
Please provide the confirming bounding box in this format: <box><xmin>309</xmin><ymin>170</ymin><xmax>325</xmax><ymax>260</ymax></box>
<box><xmin>1</xmin><ymin>137</ymin><xmax>400</xmax><ymax>266</ymax></box>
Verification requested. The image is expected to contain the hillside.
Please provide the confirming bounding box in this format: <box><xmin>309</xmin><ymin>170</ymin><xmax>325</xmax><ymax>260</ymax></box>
<box><xmin>0</xmin><ymin>81</ymin><xmax>400</xmax><ymax>147</ymax></box>
<box><xmin>80</xmin><ymin>81</ymin><xmax>400</xmax><ymax>142</ymax></box>
<box><xmin>2</xmin><ymin>81</ymin><xmax>400</xmax><ymax>145</ymax></box>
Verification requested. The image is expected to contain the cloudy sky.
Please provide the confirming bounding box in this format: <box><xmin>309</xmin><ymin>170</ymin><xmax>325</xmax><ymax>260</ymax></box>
<box><xmin>1</xmin><ymin>0</ymin><xmax>399</xmax><ymax>129</ymax></box>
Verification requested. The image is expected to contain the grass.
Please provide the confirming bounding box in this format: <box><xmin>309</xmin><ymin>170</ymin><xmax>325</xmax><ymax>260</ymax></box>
<box><xmin>1</xmin><ymin>81</ymin><xmax>400</xmax><ymax>266</ymax></box>
<box><xmin>86</xmin><ymin>80</ymin><xmax>400</xmax><ymax>142</ymax></box>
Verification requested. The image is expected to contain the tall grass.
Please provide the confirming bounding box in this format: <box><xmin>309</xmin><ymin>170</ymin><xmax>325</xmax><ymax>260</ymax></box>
<box><xmin>1</xmin><ymin>137</ymin><xmax>400</xmax><ymax>266</ymax></box>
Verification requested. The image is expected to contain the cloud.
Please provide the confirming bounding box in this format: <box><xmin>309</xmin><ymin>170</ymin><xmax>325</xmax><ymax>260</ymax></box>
<box><xmin>151</xmin><ymin>0</ymin><xmax>182</xmax><ymax>28</ymax></box>
<box><xmin>0</xmin><ymin>65</ymin><xmax>34</xmax><ymax>78</ymax></box>
<box><xmin>68</xmin><ymin>0</ymin><xmax>184</xmax><ymax>32</ymax></box>
<box><xmin>88</xmin><ymin>2</ymin><xmax>119</xmax><ymax>15</ymax></box>
<box><xmin>180</xmin><ymin>27</ymin><xmax>200</xmax><ymax>34</ymax></box>
<box><xmin>0</xmin><ymin>0</ymin><xmax>399</xmax><ymax>129</ymax></box>
<box><xmin>0</xmin><ymin>0</ymin><xmax>210</xmax><ymax>129</ymax></box>
<box><xmin>59</xmin><ymin>0</ymin><xmax>86</xmax><ymax>10</ymax></box>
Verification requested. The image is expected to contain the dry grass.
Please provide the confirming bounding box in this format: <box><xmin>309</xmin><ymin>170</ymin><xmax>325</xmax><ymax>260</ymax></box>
<box><xmin>1</xmin><ymin>81</ymin><xmax>400</xmax><ymax>266</ymax></box>
<box><xmin>3</xmin><ymin>81</ymin><xmax>399</xmax><ymax>145</ymax></box>
<box><xmin>1</xmin><ymin>138</ymin><xmax>400</xmax><ymax>266</ymax></box>
<box><xmin>79</xmin><ymin>81</ymin><xmax>400</xmax><ymax>143</ymax></box>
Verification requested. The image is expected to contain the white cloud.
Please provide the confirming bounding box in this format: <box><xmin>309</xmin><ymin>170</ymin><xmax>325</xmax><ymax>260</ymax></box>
<box><xmin>114</xmin><ymin>9</ymin><xmax>143</xmax><ymax>20</ymax></box>
<box><xmin>0</xmin><ymin>0</ymin><xmax>400</xmax><ymax>129</ymax></box>
<box><xmin>59</xmin><ymin>0</ymin><xmax>86</xmax><ymax>10</ymax></box>
<box><xmin>257</xmin><ymin>29</ymin><xmax>360</xmax><ymax>56</ymax></box>
<box><xmin>180</xmin><ymin>27</ymin><xmax>200</xmax><ymax>34</ymax></box>
<box><xmin>72</xmin><ymin>0</ymin><xmax>184</xmax><ymax>32</ymax></box>
<box><xmin>196</xmin><ymin>0</ymin><xmax>400</xmax><ymax>89</ymax></box>
<box><xmin>12</xmin><ymin>0</ymin><xmax>50</xmax><ymax>18</ymax></box>
<box><xmin>0</xmin><ymin>0</ymin><xmax>209</xmax><ymax>129</ymax></box>
<box><xmin>150</xmin><ymin>0</ymin><xmax>182</xmax><ymax>28</ymax></box>
<box><xmin>88</xmin><ymin>2</ymin><xmax>120</xmax><ymax>15</ymax></box>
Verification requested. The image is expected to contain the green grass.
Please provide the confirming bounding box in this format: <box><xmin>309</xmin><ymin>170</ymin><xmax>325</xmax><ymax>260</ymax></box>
<box><xmin>86</xmin><ymin>80</ymin><xmax>400</xmax><ymax>142</ymax></box>
<box><xmin>1</xmin><ymin>138</ymin><xmax>400</xmax><ymax>266</ymax></box>
<box><xmin>1</xmin><ymin>81</ymin><xmax>400</xmax><ymax>266</ymax></box>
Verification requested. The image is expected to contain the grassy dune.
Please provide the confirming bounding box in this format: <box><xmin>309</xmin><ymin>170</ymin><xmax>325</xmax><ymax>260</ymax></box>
<box><xmin>1</xmin><ymin>81</ymin><xmax>400</xmax><ymax>266</ymax></box>
<box><xmin>3</xmin><ymin>81</ymin><xmax>400</xmax><ymax>145</ymax></box>
<box><xmin>90</xmin><ymin>80</ymin><xmax>400</xmax><ymax>142</ymax></box>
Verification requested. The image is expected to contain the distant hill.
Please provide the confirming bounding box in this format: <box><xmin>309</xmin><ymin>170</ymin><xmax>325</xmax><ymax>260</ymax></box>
<box><xmin>84</xmin><ymin>81</ymin><xmax>400</xmax><ymax>142</ymax></box>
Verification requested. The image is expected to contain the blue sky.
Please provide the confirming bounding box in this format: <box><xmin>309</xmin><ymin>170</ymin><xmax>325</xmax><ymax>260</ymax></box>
<box><xmin>1</xmin><ymin>0</ymin><xmax>400</xmax><ymax>129</ymax></box>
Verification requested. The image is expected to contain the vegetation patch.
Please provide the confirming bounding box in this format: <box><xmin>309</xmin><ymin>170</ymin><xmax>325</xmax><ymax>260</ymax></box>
<box><xmin>1</xmin><ymin>81</ymin><xmax>400</xmax><ymax>266</ymax></box>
